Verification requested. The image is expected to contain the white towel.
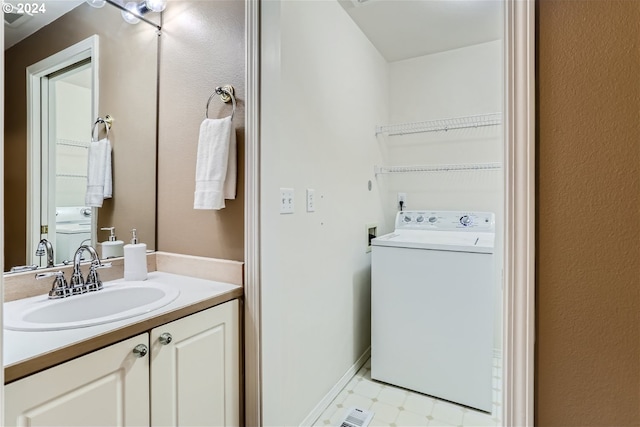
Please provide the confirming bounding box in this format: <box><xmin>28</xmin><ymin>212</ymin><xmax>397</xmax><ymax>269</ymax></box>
<box><xmin>85</xmin><ymin>138</ymin><xmax>112</xmax><ymax>207</ymax></box>
<box><xmin>194</xmin><ymin>116</ymin><xmax>237</xmax><ymax>210</ymax></box>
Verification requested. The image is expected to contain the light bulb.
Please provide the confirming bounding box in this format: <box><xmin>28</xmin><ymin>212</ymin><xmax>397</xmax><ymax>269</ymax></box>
<box><xmin>86</xmin><ymin>0</ymin><xmax>106</xmax><ymax>8</ymax></box>
<box><xmin>145</xmin><ymin>0</ymin><xmax>167</xmax><ymax>12</ymax></box>
<box><xmin>121</xmin><ymin>1</ymin><xmax>141</xmax><ymax>24</ymax></box>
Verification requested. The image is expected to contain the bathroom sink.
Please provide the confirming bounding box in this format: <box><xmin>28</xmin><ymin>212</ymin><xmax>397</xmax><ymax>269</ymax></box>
<box><xmin>4</xmin><ymin>282</ymin><xmax>180</xmax><ymax>331</ymax></box>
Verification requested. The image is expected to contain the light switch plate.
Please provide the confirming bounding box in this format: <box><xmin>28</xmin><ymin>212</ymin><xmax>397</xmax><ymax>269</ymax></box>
<box><xmin>280</xmin><ymin>188</ymin><xmax>294</xmax><ymax>214</ymax></box>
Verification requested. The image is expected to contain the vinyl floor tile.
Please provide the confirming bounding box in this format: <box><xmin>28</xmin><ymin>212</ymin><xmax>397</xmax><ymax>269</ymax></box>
<box><xmin>312</xmin><ymin>356</ymin><xmax>502</xmax><ymax>427</ymax></box>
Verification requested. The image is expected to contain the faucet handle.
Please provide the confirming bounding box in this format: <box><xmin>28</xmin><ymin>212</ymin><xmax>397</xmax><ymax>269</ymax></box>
<box><xmin>85</xmin><ymin>261</ymin><xmax>111</xmax><ymax>292</ymax></box>
<box><xmin>96</xmin><ymin>262</ymin><xmax>113</xmax><ymax>269</ymax></box>
<box><xmin>36</xmin><ymin>271</ymin><xmax>71</xmax><ymax>299</ymax></box>
<box><xmin>35</xmin><ymin>270</ymin><xmax>65</xmax><ymax>281</ymax></box>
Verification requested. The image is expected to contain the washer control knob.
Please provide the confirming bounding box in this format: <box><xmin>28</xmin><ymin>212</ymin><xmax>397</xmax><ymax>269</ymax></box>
<box><xmin>428</xmin><ymin>216</ymin><xmax>437</xmax><ymax>223</ymax></box>
<box><xmin>403</xmin><ymin>215</ymin><xmax>412</xmax><ymax>223</ymax></box>
<box><xmin>460</xmin><ymin>215</ymin><xmax>472</xmax><ymax>226</ymax></box>
<box><xmin>416</xmin><ymin>216</ymin><xmax>424</xmax><ymax>223</ymax></box>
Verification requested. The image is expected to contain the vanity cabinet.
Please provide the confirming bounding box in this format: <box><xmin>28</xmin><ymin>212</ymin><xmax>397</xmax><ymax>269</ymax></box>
<box><xmin>5</xmin><ymin>333</ymin><xmax>150</xmax><ymax>426</ymax></box>
<box><xmin>151</xmin><ymin>299</ymin><xmax>240</xmax><ymax>426</ymax></box>
<box><xmin>4</xmin><ymin>300</ymin><xmax>240</xmax><ymax>427</ymax></box>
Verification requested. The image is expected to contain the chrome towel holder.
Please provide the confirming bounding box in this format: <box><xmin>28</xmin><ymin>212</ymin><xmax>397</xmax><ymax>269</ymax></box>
<box><xmin>205</xmin><ymin>85</ymin><xmax>236</xmax><ymax>120</ymax></box>
<box><xmin>91</xmin><ymin>115</ymin><xmax>113</xmax><ymax>141</ymax></box>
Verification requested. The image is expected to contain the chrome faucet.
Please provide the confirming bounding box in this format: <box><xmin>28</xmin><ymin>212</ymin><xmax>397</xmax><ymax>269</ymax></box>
<box><xmin>36</xmin><ymin>271</ymin><xmax>71</xmax><ymax>299</ymax></box>
<box><xmin>36</xmin><ymin>239</ymin><xmax>55</xmax><ymax>268</ymax></box>
<box><xmin>70</xmin><ymin>245</ymin><xmax>111</xmax><ymax>294</ymax></box>
<box><xmin>34</xmin><ymin>245</ymin><xmax>111</xmax><ymax>299</ymax></box>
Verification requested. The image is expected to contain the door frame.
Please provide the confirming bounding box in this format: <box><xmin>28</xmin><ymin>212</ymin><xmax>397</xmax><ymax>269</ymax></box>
<box><xmin>502</xmin><ymin>0</ymin><xmax>535</xmax><ymax>425</ymax></box>
<box><xmin>25</xmin><ymin>35</ymin><xmax>99</xmax><ymax>266</ymax></box>
<box><xmin>244</xmin><ymin>0</ymin><xmax>535</xmax><ymax>425</ymax></box>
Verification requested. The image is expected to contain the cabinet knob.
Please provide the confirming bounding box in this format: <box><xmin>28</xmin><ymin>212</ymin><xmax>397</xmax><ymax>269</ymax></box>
<box><xmin>133</xmin><ymin>344</ymin><xmax>148</xmax><ymax>358</ymax></box>
<box><xmin>159</xmin><ymin>332</ymin><xmax>173</xmax><ymax>345</ymax></box>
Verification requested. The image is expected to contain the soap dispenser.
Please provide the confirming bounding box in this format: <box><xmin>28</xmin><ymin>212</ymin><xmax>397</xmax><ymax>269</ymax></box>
<box><xmin>100</xmin><ymin>227</ymin><xmax>124</xmax><ymax>259</ymax></box>
<box><xmin>124</xmin><ymin>229</ymin><xmax>147</xmax><ymax>281</ymax></box>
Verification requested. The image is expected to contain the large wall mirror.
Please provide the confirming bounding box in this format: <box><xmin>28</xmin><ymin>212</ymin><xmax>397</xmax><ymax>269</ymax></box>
<box><xmin>4</xmin><ymin>0</ymin><xmax>159</xmax><ymax>272</ymax></box>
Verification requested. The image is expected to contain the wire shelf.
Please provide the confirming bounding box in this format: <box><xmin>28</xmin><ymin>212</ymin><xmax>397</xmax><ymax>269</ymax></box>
<box><xmin>375</xmin><ymin>162</ymin><xmax>502</xmax><ymax>175</ymax></box>
<box><xmin>56</xmin><ymin>174</ymin><xmax>88</xmax><ymax>179</ymax></box>
<box><xmin>57</xmin><ymin>139</ymin><xmax>90</xmax><ymax>149</ymax></box>
<box><xmin>375</xmin><ymin>112</ymin><xmax>502</xmax><ymax>136</ymax></box>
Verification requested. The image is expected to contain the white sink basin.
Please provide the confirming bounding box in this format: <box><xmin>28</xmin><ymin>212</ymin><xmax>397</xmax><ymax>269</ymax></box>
<box><xmin>4</xmin><ymin>282</ymin><xmax>180</xmax><ymax>331</ymax></box>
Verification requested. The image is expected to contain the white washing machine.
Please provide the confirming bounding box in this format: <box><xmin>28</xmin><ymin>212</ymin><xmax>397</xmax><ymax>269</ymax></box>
<box><xmin>55</xmin><ymin>206</ymin><xmax>92</xmax><ymax>264</ymax></box>
<box><xmin>371</xmin><ymin>210</ymin><xmax>495</xmax><ymax>412</ymax></box>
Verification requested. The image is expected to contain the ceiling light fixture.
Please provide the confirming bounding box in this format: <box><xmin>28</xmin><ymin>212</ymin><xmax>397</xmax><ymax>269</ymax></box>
<box><xmin>86</xmin><ymin>0</ymin><xmax>106</xmax><ymax>8</ymax></box>
<box><xmin>121</xmin><ymin>0</ymin><xmax>166</xmax><ymax>24</ymax></box>
<box><xmin>85</xmin><ymin>0</ymin><xmax>164</xmax><ymax>29</ymax></box>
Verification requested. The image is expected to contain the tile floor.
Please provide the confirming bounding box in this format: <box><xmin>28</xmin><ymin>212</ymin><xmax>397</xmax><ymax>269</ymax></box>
<box><xmin>313</xmin><ymin>357</ymin><xmax>502</xmax><ymax>427</ymax></box>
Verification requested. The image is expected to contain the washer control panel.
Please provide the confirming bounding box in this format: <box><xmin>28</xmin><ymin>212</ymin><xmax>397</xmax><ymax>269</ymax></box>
<box><xmin>396</xmin><ymin>210</ymin><xmax>494</xmax><ymax>231</ymax></box>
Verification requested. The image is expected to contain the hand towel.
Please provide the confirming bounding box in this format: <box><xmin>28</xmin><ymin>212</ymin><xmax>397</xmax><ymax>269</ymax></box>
<box><xmin>85</xmin><ymin>138</ymin><xmax>112</xmax><ymax>207</ymax></box>
<box><xmin>194</xmin><ymin>116</ymin><xmax>237</xmax><ymax>210</ymax></box>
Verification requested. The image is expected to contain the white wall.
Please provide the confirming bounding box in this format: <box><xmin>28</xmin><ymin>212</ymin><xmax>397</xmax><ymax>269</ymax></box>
<box><xmin>381</xmin><ymin>41</ymin><xmax>503</xmax><ymax>221</ymax></box>
<box><xmin>261</xmin><ymin>1</ymin><xmax>389</xmax><ymax>425</ymax></box>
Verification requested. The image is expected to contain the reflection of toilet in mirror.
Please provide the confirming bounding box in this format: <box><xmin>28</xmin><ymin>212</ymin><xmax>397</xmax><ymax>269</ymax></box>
<box><xmin>55</xmin><ymin>207</ymin><xmax>92</xmax><ymax>264</ymax></box>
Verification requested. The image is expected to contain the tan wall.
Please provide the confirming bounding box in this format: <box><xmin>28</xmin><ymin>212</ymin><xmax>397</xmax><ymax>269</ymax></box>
<box><xmin>536</xmin><ymin>1</ymin><xmax>640</xmax><ymax>425</ymax></box>
<box><xmin>4</xmin><ymin>4</ymin><xmax>157</xmax><ymax>269</ymax></box>
<box><xmin>156</xmin><ymin>0</ymin><xmax>245</xmax><ymax>261</ymax></box>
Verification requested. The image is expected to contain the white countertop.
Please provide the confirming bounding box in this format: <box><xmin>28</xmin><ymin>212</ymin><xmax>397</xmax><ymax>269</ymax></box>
<box><xmin>4</xmin><ymin>271</ymin><xmax>242</xmax><ymax>369</ymax></box>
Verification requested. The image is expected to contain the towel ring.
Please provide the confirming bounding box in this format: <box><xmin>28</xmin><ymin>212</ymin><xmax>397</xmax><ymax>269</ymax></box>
<box><xmin>205</xmin><ymin>85</ymin><xmax>236</xmax><ymax>121</ymax></box>
<box><xmin>91</xmin><ymin>115</ymin><xmax>113</xmax><ymax>142</ymax></box>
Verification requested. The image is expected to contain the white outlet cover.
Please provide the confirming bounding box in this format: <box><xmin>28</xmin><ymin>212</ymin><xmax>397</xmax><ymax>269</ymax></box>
<box><xmin>306</xmin><ymin>189</ymin><xmax>315</xmax><ymax>212</ymax></box>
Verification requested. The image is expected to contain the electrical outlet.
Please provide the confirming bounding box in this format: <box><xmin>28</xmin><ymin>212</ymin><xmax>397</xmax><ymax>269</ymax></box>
<box><xmin>366</xmin><ymin>223</ymin><xmax>378</xmax><ymax>253</ymax></box>
<box><xmin>280</xmin><ymin>188</ymin><xmax>294</xmax><ymax>214</ymax></box>
<box><xmin>306</xmin><ymin>189</ymin><xmax>316</xmax><ymax>212</ymax></box>
<box><xmin>397</xmin><ymin>192</ymin><xmax>407</xmax><ymax>210</ymax></box>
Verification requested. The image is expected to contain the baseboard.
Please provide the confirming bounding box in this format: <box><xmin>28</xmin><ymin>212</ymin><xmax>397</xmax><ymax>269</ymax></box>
<box><xmin>299</xmin><ymin>347</ymin><xmax>371</xmax><ymax>427</ymax></box>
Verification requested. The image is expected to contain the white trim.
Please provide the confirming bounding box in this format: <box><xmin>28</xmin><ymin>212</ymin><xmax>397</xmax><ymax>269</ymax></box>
<box><xmin>502</xmin><ymin>0</ymin><xmax>535</xmax><ymax>426</ymax></box>
<box><xmin>25</xmin><ymin>35</ymin><xmax>99</xmax><ymax>266</ymax></box>
<box><xmin>299</xmin><ymin>348</ymin><xmax>371</xmax><ymax>427</ymax></box>
<box><xmin>244</xmin><ymin>0</ymin><xmax>262</xmax><ymax>426</ymax></box>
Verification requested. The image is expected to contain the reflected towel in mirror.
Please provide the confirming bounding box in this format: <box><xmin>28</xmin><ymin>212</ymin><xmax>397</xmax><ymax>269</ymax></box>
<box><xmin>85</xmin><ymin>138</ymin><xmax>113</xmax><ymax>207</ymax></box>
<box><xmin>194</xmin><ymin>116</ymin><xmax>236</xmax><ymax>210</ymax></box>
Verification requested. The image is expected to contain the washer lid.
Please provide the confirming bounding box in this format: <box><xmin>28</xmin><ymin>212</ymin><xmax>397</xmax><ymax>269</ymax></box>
<box><xmin>56</xmin><ymin>206</ymin><xmax>91</xmax><ymax>223</ymax></box>
<box><xmin>56</xmin><ymin>223</ymin><xmax>92</xmax><ymax>234</ymax></box>
<box><xmin>372</xmin><ymin>230</ymin><xmax>495</xmax><ymax>253</ymax></box>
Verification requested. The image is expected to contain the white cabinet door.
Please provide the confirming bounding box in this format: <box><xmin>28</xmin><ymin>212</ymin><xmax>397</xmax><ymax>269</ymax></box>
<box><xmin>5</xmin><ymin>333</ymin><xmax>150</xmax><ymax>427</ymax></box>
<box><xmin>150</xmin><ymin>300</ymin><xmax>240</xmax><ymax>427</ymax></box>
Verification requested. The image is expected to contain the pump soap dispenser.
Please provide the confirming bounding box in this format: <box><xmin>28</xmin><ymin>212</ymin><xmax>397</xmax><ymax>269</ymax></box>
<box><xmin>100</xmin><ymin>227</ymin><xmax>124</xmax><ymax>259</ymax></box>
<box><xmin>124</xmin><ymin>229</ymin><xmax>147</xmax><ymax>281</ymax></box>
